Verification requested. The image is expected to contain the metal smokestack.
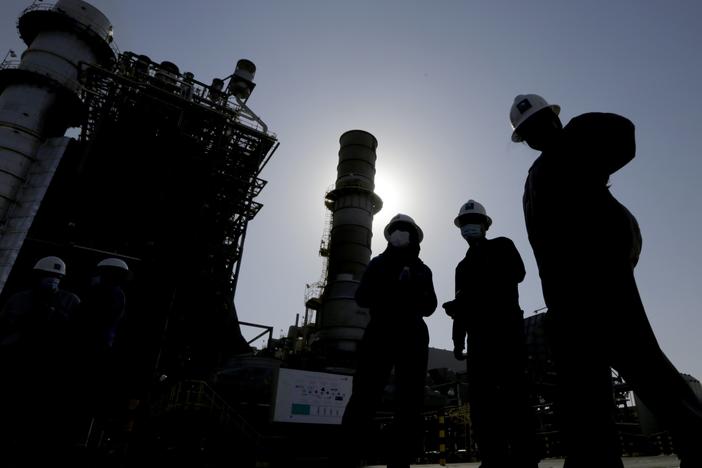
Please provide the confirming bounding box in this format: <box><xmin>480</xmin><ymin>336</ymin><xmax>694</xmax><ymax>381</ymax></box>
<box><xmin>0</xmin><ymin>0</ymin><xmax>115</xmax><ymax>293</ymax></box>
<box><xmin>315</xmin><ymin>130</ymin><xmax>382</xmax><ymax>360</ymax></box>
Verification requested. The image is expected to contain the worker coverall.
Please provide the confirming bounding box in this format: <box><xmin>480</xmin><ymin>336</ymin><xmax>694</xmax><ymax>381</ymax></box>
<box><xmin>74</xmin><ymin>277</ymin><xmax>128</xmax><ymax>426</ymax></box>
<box><xmin>0</xmin><ymin>286</ymin><xmax>81</xmax><ymax>463</ymax></box>
<box><xmin>523</xmin><ymin>112</ymin><xmax>702</xmax><ymax>467</ymax></box>
<box><xmin>447</xmin><ymin>237</ymin><xmax>536</xmax><ymax>468</ymax></box>
<box><xmin>342</xmin><ymin>244</ymin><xmax>437</xmax><ymax>468</ymax></box>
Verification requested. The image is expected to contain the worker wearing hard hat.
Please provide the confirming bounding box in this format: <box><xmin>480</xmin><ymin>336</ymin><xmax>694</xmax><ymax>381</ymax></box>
<box><xmin>341</xmin><ymin>213</ymin><xmax>437</xmax><ymax>468</ymax></box>
<box><xmin>77</xmin><ymin>257</ymin><xmax>131</xmax><ymax>351</ymax></box>
<box><xmin>0</xmin><ymin>256</ymin><xmax>81</xmax><ymax>348</ymax></box>
<box><xmin>443</xmin><ymin>200</ymin><xmax>537</xmax><ymax>468</ymax></box>
<box><xmin>510</xmin><ymin>94</ymin><xmax>702</xmax><ymax>468</ymax></box>
<box><xmin>0</xmin><ymin>256</ymin><xmax>81</xmax><ymax>463</ymax></box>
<box><xmin>74</xmin><ymin>258</ymin><xmax>132</xmax><ymax>427</ymax></box>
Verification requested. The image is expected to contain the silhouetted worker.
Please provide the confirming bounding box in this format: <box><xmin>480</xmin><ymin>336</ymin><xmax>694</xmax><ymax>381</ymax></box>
<box><xmin>0</xmin><ymin>256</ymin><xmax>81</xmax><ymax>464</ymax></box>
<box><xmin>341</xmin><ymin>214</ymin><xmax>437</xmax><ymax>468</ymax></box>
<box><xmin>443</xmin><ymin>199</ymin><xmax>537</xmax><ymax>468</ymax></box>
<box><xmin>74</xmin><ymin>257</ymin><xmax>132</xmax><ymax>434</ymax></box>
<box><xmin>510</xmin><ymin>93</ymin><xmax>702</xmax><ymax>468</ymax></box>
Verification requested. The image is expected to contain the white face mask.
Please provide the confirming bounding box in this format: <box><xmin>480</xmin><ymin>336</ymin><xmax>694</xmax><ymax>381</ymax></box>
<box><xmin>460</xmin><ymin>224</ymin><xmax>483</xmax><ymax>241</ymax></box>
<box><xmin>388</xmin><ymin>230</ymin><xmax>411</xmax><ymax>248</ymax></box>
<box><xmin>39</xmin><ymin>276</ymin><xmax>60</xmax><ymax>292</ymax></box>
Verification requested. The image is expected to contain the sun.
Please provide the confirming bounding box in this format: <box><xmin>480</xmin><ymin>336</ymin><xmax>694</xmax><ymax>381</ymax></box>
<box><xmin>373</xmin><ymin>167</ymin><xmax>412</xmax><ymax>228</ymax></box>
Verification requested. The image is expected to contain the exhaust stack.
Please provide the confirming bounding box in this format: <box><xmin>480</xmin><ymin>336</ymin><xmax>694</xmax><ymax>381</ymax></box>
<box><xmin>314</xmin><ymin>130</ymin><xmax>383</xmax><ymax>362</ymax></box>
<box><xmin>0</xmin><ymin>0</ymin><xmax>115</xmax><ymax>293</ymax></box>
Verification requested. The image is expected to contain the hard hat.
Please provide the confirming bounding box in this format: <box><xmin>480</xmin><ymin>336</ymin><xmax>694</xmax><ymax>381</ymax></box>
<box><xmin>33</xmin><ymin>256</ymin><xmax>67</xmax><ymax>277</ymax></box>
<box><xmin>384</xmin><ymin>213</ymin><xmax>424</xmax><ymax>243</ymax></box>
<box><xmin>97</xmin><ymin>258</ymin><xmax>129</xmax><ymax>271</ymax></box>
<box><xmin>510</xmin><ymin>94</ymin><xmax>560</xmax><ymax>142</ymax></box>
<box><xmin>454</xmin><ymin>200</ymin><xmax>492</xmax><ymax>228</ymax></box>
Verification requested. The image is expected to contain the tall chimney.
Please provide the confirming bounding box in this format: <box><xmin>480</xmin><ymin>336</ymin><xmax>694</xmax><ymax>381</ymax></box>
<box><xmin>0</xmin><ymin>0</ymin><xmax>115</xmax><ymax>293</ymax></box>
<box><xmin>315</xmin><ymin>130</ymin><xmax>383</xmax><ymax>363</ymax></box>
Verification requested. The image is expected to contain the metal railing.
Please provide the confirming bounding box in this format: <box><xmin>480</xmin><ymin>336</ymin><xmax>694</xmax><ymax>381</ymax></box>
<box><xmin>84</xmin><ymin>53</ymin><xmax>275</xmax><ymax>137</ymax></box>
<box><xmin>0</xmin><ymin>58</ymin><xmax>82</xmax><ymax>94</ymax></box>
<box><xmin>0</xmin><ymin>59</ymin><xmax>19</xmax><ymax>71</ymax></box>
<box><xmin>239</xmin><ymin>321</ymin><xmax>273</xmax><ymax>349</ymax></box>
<box><xmin>157</xmin><ymin>379</ymin><xmax>264</xmax><ymax>445</ymax></box>
<box><xmin>21</xmin><ymin>2</ymin><xmax>119</xmax><ymax>56</ymax></box>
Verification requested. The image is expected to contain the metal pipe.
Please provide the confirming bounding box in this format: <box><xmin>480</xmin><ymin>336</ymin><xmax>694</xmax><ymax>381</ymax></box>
<box><xmin>315</xmin><ymin>130</ymin><xmax>383</xmax><ymax>357</ymax></box>
<box><xmin>0</xmin><ymin>0</ymin><xmax>115</xmax><ymax>293</ymax></box>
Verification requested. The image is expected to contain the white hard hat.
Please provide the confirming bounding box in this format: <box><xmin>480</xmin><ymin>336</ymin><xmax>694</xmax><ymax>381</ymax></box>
<box><xmin>454</xmin><ymin>200</ymin><xmax>492</xmax><ymax>228</ymax></box>
<box><xmin>97</xmin><ymin>258</ymin><xmax>129</xmax><ymax>271</ymax></box>
<box><xmin>384</xmin><ymin>213</ymin><xmax>424</xmax><ymax>243</ymax></box>
<box><xmin>510</xmin><ymin>94</ymin><xmax>560</xmax><ymax>142</ymax></box>
<box><xmin>33</xmin><ymin>256</ymin><xmax>67</xmax><ymax>276</ymax></box>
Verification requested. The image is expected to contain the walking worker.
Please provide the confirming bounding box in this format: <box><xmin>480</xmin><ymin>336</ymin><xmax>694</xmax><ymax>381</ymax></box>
<box><xmin>443</xmin><ymin>200</ymin><xmax>537</xmax><ymax>468</ymax></box>
<box><xmin>510</xmin><ymin>93</ymin><xmax>702</xmax><ymax>468</ymax></box>
<box><xmin>79</xmin><ymin>257</ymin><xmax>131</xmax><ymax>354</ymax></box>
<box><xmin>0</xmin><ymin>256</ymin><xmax>81</xmax><ymax>462</ymax></box>
<box><xmin>341</xmin><ymin>213</ymin><xmax>437</xmax><ymax>468</ymax></box>
<box><xmin>0</xmin><ymin>256</ymin><xmax>81</xmax><ymax>363</ymax></box>
<box><xmin>74</xmin><ymin>258</ymin><xmax>132</xmax><ymax>426</ymax></box>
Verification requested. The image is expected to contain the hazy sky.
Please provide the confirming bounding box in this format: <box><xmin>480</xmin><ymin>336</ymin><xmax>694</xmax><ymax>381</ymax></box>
<box><xmin>1</xmin><ymin>1</ymin><xmax>701</xmax><ymax>379</ymax></box>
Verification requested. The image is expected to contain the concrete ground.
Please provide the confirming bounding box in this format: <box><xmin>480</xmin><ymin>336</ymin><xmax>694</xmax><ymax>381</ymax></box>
<box><xmin>368</xmin><ymin>455</ymin><xmax>681</xmax><ymax>468</ymax></box>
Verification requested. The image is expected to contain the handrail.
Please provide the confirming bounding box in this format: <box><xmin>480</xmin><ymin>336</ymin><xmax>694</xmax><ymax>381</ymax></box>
<box><xmin>0</xmin><ymin>59</ymin><xmax>20</xmax><ymax>70</ymax></box>
<box><xmin>0</xmin><ymin>59</ymin><xmax>81</xmax><ymax>94</ymax></box>
<box><xmin>238</xmin><ymin>321</ymin><xmax>273</xmax><ymax>348</ymax></box>
<box><xmin>157</xmin><ymin>379</ymin><xmax>265</xmax><ymax>445</ymax></box>
<box><xmin>21</xmin><ymin>2</ymin><xmax>119</xmax><ymax>56</ymax></box>
<box><xmin>82</xmin><ymin>56</ymin><xmax>277</xmax><ymax>138</ymax></box>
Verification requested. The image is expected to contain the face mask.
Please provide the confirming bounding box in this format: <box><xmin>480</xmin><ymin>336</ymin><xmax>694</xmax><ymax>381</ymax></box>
<box><xmin>388</xmin><ymin>230</ymin><xmax>411</xmax><ymax>248</ymax></box>
<box><xmin>38</xmin><ymin>277</ymin><xmax>60</xmax><ymax>292</ymax></box>
<box><xmin>461</xmin><ymin>224</ymin><xmax>483</xmax><ymax>241</ymax></box>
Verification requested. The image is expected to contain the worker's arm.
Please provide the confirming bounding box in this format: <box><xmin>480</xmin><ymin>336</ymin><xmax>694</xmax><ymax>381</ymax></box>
<box><xmin>449</xmin><ymin>264</ymin><xmax>467</xmax><ymax>360</ymax></box>
<box><xmin>0</xmin><ymin>295</ymin><xmax>23</xmax><ymax>347</ymax></box>
<box><xmin>355</xmin><ymin>257</ymin><xmax>381</xmax><ymax>309</ymax></box>
<box><xmin>504</xmin><ymin>237</ymin><xmax>526</xmax><ymax>283</ymax></box>
<box><xmin>414</xmin><ymin>264</ymin><xmax>437</xmax><ymax>317</ymax></box>
<box><xmin>452</xmin><ymin>315</ymin><xmax>467</xmax><ymax>361</ymax></box>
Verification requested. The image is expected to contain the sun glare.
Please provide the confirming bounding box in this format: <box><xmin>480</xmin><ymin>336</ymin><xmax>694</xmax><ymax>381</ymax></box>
<box><xmin>373</xmin><ymin>169</ymin><xmax>409</xmax><ymax>228</ymax></box>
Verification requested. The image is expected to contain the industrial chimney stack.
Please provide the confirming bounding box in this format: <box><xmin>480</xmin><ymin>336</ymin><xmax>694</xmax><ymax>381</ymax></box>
<box><xmin>314</xmin><ymin>130</ymin><xmax>383</xmax><ymax>365</ymax></box>
<box><xmin>0</xmin><ymin>0</ymin><xmax>115</xmax><ymax>293</ymax></box>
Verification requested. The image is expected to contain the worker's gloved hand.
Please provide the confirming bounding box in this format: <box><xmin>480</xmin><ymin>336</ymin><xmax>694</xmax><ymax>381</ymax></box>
<box><xmin>453</xmin><ymin>347</ymin><xmax>466</xmax><ymax>361</ymax></box>
<box><xmin>442</xmin><ymin>300</ymin><xmax>459</xmax><ymax>318</ymax></box>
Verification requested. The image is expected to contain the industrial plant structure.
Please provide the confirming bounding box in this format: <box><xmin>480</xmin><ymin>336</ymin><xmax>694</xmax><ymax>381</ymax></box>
<box><xmin>0</xmin><ymin>1</ymin><xmax>280</xmax><ymax>464</ymax></box>
<box><xmin>0</xmin><ymin>0</ymin><xmax>115</xmax><ymax>294</ymax></box>
<box><xmin>0</xmin><ymin>1</ymin><xmax>696</xmax><ymax>467</ymax></box>
<box><xmin>0</xmin><ymin>0</ymin><xmax>278</xmax><ymax>365</ymax></box>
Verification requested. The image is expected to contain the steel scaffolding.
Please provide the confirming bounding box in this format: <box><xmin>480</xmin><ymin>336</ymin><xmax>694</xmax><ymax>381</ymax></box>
<box><xmin>76</xmin><ymin>53</ymin><xmax>278</xmax><ymax>296</ymax></box>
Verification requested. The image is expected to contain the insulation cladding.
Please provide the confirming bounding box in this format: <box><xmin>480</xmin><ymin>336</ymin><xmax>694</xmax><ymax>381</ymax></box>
<box><xmin>0</xmin><ymin>0</ymin><xmax>115</xmax><ymax>293</ymax></box>
<box><xmin>315</xmin><ymin>130</ymin><xmax>382</xmax><ymax>359</ymax></box>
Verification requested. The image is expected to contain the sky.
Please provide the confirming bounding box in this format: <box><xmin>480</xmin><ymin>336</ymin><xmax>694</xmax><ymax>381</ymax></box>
<box><xmin>1</xmin><ymin>1</ymin><xmax>701</xmax><ymax>379</ymax></box>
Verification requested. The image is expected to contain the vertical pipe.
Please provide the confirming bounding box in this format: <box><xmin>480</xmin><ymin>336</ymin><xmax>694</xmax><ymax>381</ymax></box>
<box><xmin>315</xmin><ymin>130</ymin><xmax>382</xmax><ymax>360</ymax></box>
<box><xmin>0</xmin><ymin>0</ymin><xmax>114</xmax><ymax>293</ymax></box>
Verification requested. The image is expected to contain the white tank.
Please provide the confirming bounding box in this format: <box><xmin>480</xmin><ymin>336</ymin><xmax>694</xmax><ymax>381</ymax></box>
<box><xmin>54</xmin><ymin>0</ymin><xmax>113</xmax><ymax>42</ymax></box>
<box><xmin>0</xmin><ymin>0</ymin><xmax>114</xmax><ymax>294</ymax></box>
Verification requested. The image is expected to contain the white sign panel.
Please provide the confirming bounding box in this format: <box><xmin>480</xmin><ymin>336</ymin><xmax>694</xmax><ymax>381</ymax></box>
<box><xmin>272</xmin><ymin>368</ymin><xmax>353</xmax><ymax>425</ymax></box>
